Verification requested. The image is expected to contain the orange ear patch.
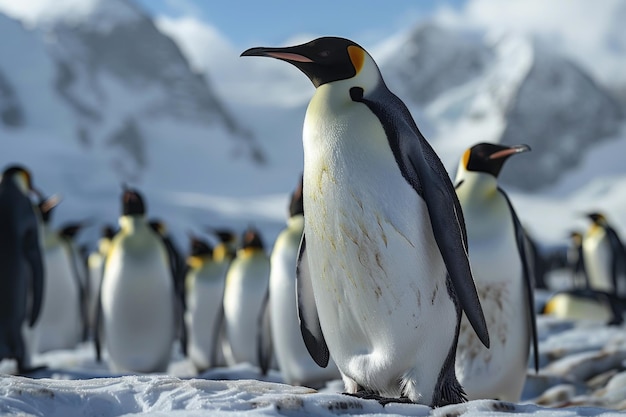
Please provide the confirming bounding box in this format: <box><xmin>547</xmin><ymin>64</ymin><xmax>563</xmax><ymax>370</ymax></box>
<box><xmin>347</xmin><ymin>45</ymin><xmax>365</xmax><ymax>73</ymax></box>
<box><xmin>462</xmin><ymin>148</ymin><xmax>471</xmax><ymax>169</ymax></box>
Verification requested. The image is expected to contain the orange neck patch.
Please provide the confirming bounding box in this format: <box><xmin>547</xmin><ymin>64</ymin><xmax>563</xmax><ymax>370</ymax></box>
<box><xmin>347</xmin><ymin>45</ymin><xmax>365</xmax><ymax>74</ymax></box>
<box><xmin>462</xmin><ymin>148</ymin><xmax>471</xmax><ymax>169</ymax></box>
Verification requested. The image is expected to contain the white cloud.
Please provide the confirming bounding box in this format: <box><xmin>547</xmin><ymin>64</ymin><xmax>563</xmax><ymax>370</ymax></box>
<box><xmin>155</xmin><ymin>15</ymin><xmax>313</xmax><ymax>108</ymax></box>
<box><xmin>0</xmin><ymin>0</ymin><xmax>98</xmax><ymax>26</ymax></box>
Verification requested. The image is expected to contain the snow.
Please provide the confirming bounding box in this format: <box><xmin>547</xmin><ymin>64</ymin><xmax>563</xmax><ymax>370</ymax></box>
<box><xmin>2</xmin><ymin>314</ymin><xmax>626</xmax><ymax>415</ymax></box>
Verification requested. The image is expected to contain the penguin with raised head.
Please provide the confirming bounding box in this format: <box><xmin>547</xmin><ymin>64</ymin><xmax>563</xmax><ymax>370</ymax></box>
<box><xmin>242</xmin><ymin>37</ymin><xmax>489</xmax><ymax>406</ymax></box>
<box><xmin>453</xmin><ymin>142</ymin><xmax>538</xmax><ymax>402</ymax></box>
<box><xmin>222</xmin><ymin>226</ymin><xmax>271</xmax><ymax>367</ymax></box>
<box><xmin>261</xmin><ymin>175</ymin><xmax>341</xmax><ymax>386</ymax></box>
<box><xmin>87</xmin><ymin>225</ymin><xmax>116</xmax><ymax>335</ymax></box>
<box><xmin>184</xmin><ymin>234</ymin><xmax>228</xmax><ymax>371</ymax></box>
<box><xmin>0</xmin><ymin>165</ymin><xmax>45</xmax><ymax>373</ymax></box>
<box><xmin>96</xmin><ymin>187</ymin><xmax>176</xmax><ymax>373</ymax></box>
<box><xmin>582</xmin><ymin>212</ymin><xmax>626</xmax><ymax>298</ymax></box>
<box><xmin>32</xmin><ymin>195</ymin><xmax>85</xmax><ymax>353</ymax></box>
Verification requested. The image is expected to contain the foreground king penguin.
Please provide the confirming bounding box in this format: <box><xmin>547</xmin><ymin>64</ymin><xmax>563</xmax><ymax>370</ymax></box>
<box><xmin>242</xmin><ymin>37</ymin><xmax>489</xmax><ymax>406</ymax></box>
<box><xmin>453</xmin><ymin>143</ymin><xmax>538</xmax><ymax>401</ymax></box>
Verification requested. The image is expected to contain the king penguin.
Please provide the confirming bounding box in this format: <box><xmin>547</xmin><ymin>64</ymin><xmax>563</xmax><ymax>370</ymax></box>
<box><xmin>263</xmin><ymin>175</ymin><xmax>341</xmax><ymax>387</ymax></box>
<box><xmin>582</xmin><ymin>212</ymin><xmax>626</xmax><ymax>298</ymax></box>
<box><xmin>453</xmin><ymin>142</ymin><xmax>538</xmax><ymax>402</ymax></box>
<box><xmin>184</xmin><ymin>234</ymin><xmax>228</xmax><ymax>371</ymax></box>
<box><xmin>32</xmin><ymin>195</ymin><xmax>84</xmax><ymax>353</ymax></box>
<box><xmin>222</xmin><ymin>226</ymin><xmax>271</xmax><ymax>367</ymax></box>
<box><xmin>241</xmin><ymin>37</ymin><xmax>489</xmax><ymax>406</ymax></box>
<box><xmin>0</xmin><ymin>165</ymin><xmax>44</xmax><ymax>373</ymax></box>
<box><xmin>96</xmin><ymin>188</ymin><xmax>177</xmax><ymax>373</ymax></box>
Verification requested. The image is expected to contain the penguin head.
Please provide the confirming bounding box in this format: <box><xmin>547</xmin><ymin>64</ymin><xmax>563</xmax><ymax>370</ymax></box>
<box><xmin>207</xmin><ymin>227</ymin><xmax>238</xmax><ymax>262</ymax></box>
<box><xmin>586</xmin><ymin>212</ymin><xmax>607</xmax><ymax>225</ymax></box>
<box><xmin>121</xmin><ymin>186</ymin><xmax>146</xmax><ymax>216</ymax></box>
<box><xmin>289</xmin><ymin>174</ymin><xmax>304</xmax><ymax>218</ymax></box>
<box><xmin>2</xmin><ymin>165</ymin><xmax>34</xmax><ymax>194</ymax></box>
<box><xmin>102</xmin><ymin>225</ymin><xmax>116</xmax><ymax>240</ymax></box>
<box><xmin>241</xmin><ymin>227</ymin><xmax>265</xmax><ymax>252</ymax></box>
<box><xmin>569</xmin><ymin>231</ymin><xmax>583</xmax><ymax>246</ymax></box>
<box><xmin>188</xmin><ymin>235</ymin><xmax>213</xmax><ymax>258</ymax></box>
<box><xmin>149</xmin><ymin>219</ymin><xmax>167</xmax><ymax>236</ymax></box>
<box><xmin>460</xmin><ymin>143</ymin><xmax>531</xmax><ymax>179</ymax></box>
<box><xmin>241</xmin><ymin>37</ymin><xmax>382</xmax><ymax>92</ymax></box>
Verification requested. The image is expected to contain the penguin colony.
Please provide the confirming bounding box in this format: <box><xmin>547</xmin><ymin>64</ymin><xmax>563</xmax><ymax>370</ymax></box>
<box><xmin>1</xmin><ymin>35</ymin><xmax>624</xmax><ymax>407</ymax></box>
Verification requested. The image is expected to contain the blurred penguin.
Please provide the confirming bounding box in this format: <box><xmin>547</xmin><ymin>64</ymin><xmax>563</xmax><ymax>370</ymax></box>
<box><xmin>32</xmin><ymin>195</ymin><xmax>85</xmax><ymax>353</ymax></box>
<box><xmin>454</xmin><ymin>143</ymin><xmax>538</xmax><ymax>402</ymax></box>
<box><xmin>149</xmin><ymin>219</ymin><xmax>187</xmax><ymax>357</ymax></box>
<box><xmin>87</xmin><ymin>225</ymin><xmax>116</xmax><ymax>336</ymax></box>
<box><xmin>582</xmin><ymin>212</ymin><xmax>626</xmax><ymax>298</ymax></box>
<box><xmin>260</xmin><ymin>176</ymin><xmax>340</xmax><ymax>386</ymax></box>
<box><xmin>0</xmin><ymin>165</ymin><xmax>45</xmax><ymax>373</ymax></box>
<box><xmin>184</xmin><ymin>234</ymin><xmax>228</xmax><ymax>371</ymax></box>
<box><xmin>543</xmin><ymin>288</ymin><xmax>625</xmax><ymax>325</ymax></box>
<box><xmin>567</xmin><ymin>231</ymin><xmax>589</xmax><ymax>289</ymax></box>
<box><xmin>96</xmin><ymin>187</ymin><xmax>177</xmax><ymax>373</ymax></box>
<box><xmin>222</xmin><ymin>227</ymin><xmax>270</xmax><ymax>367</ymax></box>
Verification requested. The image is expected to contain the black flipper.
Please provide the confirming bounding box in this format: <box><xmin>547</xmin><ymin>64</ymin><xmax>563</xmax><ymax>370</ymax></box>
<box><xmin>257</xmin><ymin>288</ymin><xmax>273</xmax><ymax>375</ymax></box>
<box><xmin>209</xmin><ymin>303</ymin><xmax>226</xmax><ymax>368</ymax></box>
<box><xmin>352</xmin><ymin>85</ymin><xmax>489</xmax><ymax>348</ymax></box>
<box><xmin>296</xmin><ymin>234</ymin><xmax>330</xmax><ymax>367</ymax></box>
<box><xmin>23</xmin><ymin>227</ymin><xmax>44</xmax><ymax>327</ymax></box>
<box><xmin>500</xmin><ymin>188</ymin><xmax>539</xmax><ymax>373</ymax></box>
<box><xmin>604</xmin><ymin>225</ymin><xmax>626</xmax><ymax>297</ymax></box>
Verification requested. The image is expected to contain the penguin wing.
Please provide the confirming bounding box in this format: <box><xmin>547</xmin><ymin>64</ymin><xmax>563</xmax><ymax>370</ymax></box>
<box><xmin>604</xmin><ymin>226</ymin><xmax>626</xmax><ymax>295</ymax></box>
<box><xmin>257</xmin><ymin>288</ymin><xmax>273</xmax><ymax>375</ymax></box>
<box><xmin>296</xmin><ymin>234</ymin><xmax>330</xmax><ymax>367</ymax></box>
<box><xmin>500</xmin><ymin>188</ymin><xmax>539</xmax><ymax>373</ymax></box>
<box><xmin>24</xmin><ymin>218</ymin><xmax>44</xmax><ymax>327</ymax></box>
<box><xmin>353</xmin><ymin>86</ymin><xmax>489</xmax><ymax>348</ymax></box>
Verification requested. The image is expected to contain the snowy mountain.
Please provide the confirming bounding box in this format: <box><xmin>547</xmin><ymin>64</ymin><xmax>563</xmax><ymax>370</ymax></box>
<box><xmin>381</xmin><ymin>24</ymin><xmax>624</xmax><ymax>192</ymax></box>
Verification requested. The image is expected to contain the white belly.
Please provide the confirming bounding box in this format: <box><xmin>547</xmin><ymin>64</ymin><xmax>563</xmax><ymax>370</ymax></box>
<box><xmin>34</xmin><ymin>244</ymin><xmax>81</xmax><ymax>352</ymax></box>
<box><xmin>270</xmin><ymin>223</ymin><xmax>340</xmax><ymax>386</ymax></box>
<box><xmin>222</xmin><ymin>253</ymin><xmax>270</xmax><ymax>366</ymax></box>
<box><xmin>583</xmin><ymin>232</ymin><xmax>613</xmax><ymax>292</ymax></box>
<box><xmin>455</xmin><ymin>194</ymin><xmax>529</xmax><ymax>401</ymax></box>
<box><xmin>101</xmin><ymin>243</ymin><xmax>175</xmax><ymax>373</ymax></box>
<box><xmin>186</xmin><ymin>264</ymin><xmax>226</xmax><ymax>370</ymax></box>
<box><xmin>302</xmin><ymin>94</ymin><xmax>456</xmax><ymax>403</ymax></box>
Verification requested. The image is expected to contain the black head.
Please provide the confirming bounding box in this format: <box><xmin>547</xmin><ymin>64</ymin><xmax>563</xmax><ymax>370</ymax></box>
<box><xmin>586</xmin><ymin>212</ymin><xmax>606</xmax><ymax>224</ymax></box>
<box><xmin>241</xmin><ymin>37</ymin><xmax>366</xmax><ymax>88</ymax></box>
<box><xmin>241</xmin><ymin>227</ymin><xmax>264</xmax><ymax>251</ymax></box>
<box><xmin>102</xmin><ymin>225</ymin><xmax>116</xmax><ymax>240</ymax></box>
<box><xmin>60</xmin><ymin>222</ymin><xmax>85</xmax><ymax>239</ymax></box>
<box><xmin>122</xmin><ymin>186</ymin><xmax>146</xmax><ymax>216</ymax></box>
<box><xmin>208</xmin><ymin>228</ymin><xmax>237</xmax><ymax>244</ymax></box>
<box><xmin>2</xmin><ymin>164</ymin><xmax>33</xmax><ymax>189</ymax></box>
<box><xmin>463</xmin><ymin>143</ymin><xmax>531</xmax><ymax>178</ymax></box>
<box><xmin>149</xmin><ymin>219</ymin><xmax>166</xmax><ymax>236</ymax></box>
<box><xmin>189</xmin><ymin>236</ymin><xmax>213</xmax><ymax>258</ymax></box>
<box><xmin>289</xmin><ymin>174</ymin><xmax>304</xmax><ymax>218</ymax></box>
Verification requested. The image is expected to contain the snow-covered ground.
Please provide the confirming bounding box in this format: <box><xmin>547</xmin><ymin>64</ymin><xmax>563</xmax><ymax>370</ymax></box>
<box><xmin>1</xmin><ymin>308</ymin><xmax>626</xmax><ymax>416</ymax></box>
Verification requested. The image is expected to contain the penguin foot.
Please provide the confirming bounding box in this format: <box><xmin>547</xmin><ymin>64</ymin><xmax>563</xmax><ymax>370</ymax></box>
<box><xmin>343</xmin><ymin>391</ymin><xmax>414</xmax><ymax>406</ymax></box>
<box><xmin>17</xmin><ymin>364</ymin><xmax>48</xmax><ymax>376</ymax></box>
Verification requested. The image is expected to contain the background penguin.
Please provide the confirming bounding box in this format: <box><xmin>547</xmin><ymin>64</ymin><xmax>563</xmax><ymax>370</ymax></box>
<box><xmin>261</xmin><ymin>175</ymin><xmax>341</xmax><ymax>386</ymax></box>
<box><xmin>221</xmin><ymin>226</ymin><xmax>271</xmax><ymax>368</ymax></box>
<box><xmin>242</xmin><ymin>37</ymin><xmax>489</xmax><ymax>406</ymax></box>
<box><xmin>87</xmin><ymin>225</ymin><xmax>116</xmax><ymax>337</ymax></box>
<box><xmin>32</xmin><ymin>195</ymin><xmax>84</xmax><ymax>353</ymax></box>
<box><xmin>0</xmin><ymin>165</ymin><xmax>45</xmax><ymax>373</ymax></box>
<box><xmin>149</xmin><ymin>219</ymin><xmax>187</xmax><ymax>357</ymax></box>
<box><xmin>183</xmin><ymin>234</ymin><xmax>227</xmax><ymax>371</ymax></box>
<box><xmin>567</xmin><ymin>231</ymin><xmax>589</xmax><ymax>289</ymax></box>
<box><xmin>543</xmin><ymin>288</ymin><xmax>625</xmax><ymax>325</ymax></box>
<box><xmin>96</xmin><ymin>187</ymin><xmax>177</xmax><ymax>373</ymax></box>
<box><xmin>453</xmin><ymin>142</ymin><xmax>538</xmax><ymax>402</ymax></box>
<box><xmin>582</xmin><ymin>212</ymin><xmax>626</xmax><ymax>297</ymax></box>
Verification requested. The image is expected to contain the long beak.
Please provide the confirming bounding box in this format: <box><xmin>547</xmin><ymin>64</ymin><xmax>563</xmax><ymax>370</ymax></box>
<box><xmin>489</xmin><ymin>144</ymin><xmax>531</xmax><ymax>160</ymax></box>
<box><xmin>241</xmin><ymin>46</ymin><xmax>313</xmax><ymax>63</ymax></box>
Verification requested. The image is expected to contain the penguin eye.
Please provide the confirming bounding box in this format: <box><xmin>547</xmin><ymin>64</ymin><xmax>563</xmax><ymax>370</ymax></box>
<box><xmin>318</xmin><ymin>50</ymin><xmax>330</xmax><ymax>58</ymax></box>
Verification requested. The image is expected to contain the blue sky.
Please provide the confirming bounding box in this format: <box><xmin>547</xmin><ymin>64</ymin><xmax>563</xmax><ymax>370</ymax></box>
<box><xmin>133</xmin><ymin>0</ymin><xmax>464</xmax><ymax>46</ymax></box>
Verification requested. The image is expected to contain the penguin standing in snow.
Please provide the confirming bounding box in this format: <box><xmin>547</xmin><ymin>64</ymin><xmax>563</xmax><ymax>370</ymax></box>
<box><xmin>453</xmin><ymin>142</ymin><xmax>538</xmax><ymax>402</ymax></box>
<box><xmin>260</xmin><ymin>175</ymin><xmax>341</xmax><ymax>386</ymax></box>
<box><xmin>567</xmin><ymin>231</ymin><xmax>589</xmax><ymax>289</ymax></box>
<box><xmin>0</xmin><ymin>165</ymin><xmax>45</xmax><ymax>373</ymax></box>
<box><xmin>96</xmin><ymin>188</ymin><xmax>177</xmax><ymax>373</ymax></box>
<box><xmin>87</xmin><ymin>225</ymin><xmax>116</xmax><ymax>336</ymax></box>
<box><xmin>184</xmin><ymin>234</ymin><xmax>228</xmax><ymax>371</ymax></box>
<box><xmin>32</xmin><ymin>195</ymin><xmax>85</xmax><ymax>353</ymax></box>
<box><xmin>582</xmin><ymin>212</ymin><xmax>626</xmax><ymax>298</ymax></box>
<box><xmin>221</xmin><ymin>227</ymin><xmax>271</xmax><ymax>367</ymax></box>
<box><xmin>242</xmin><ymin>37</ymin><xmax>489</xmax><ymax>406</ymax></box>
